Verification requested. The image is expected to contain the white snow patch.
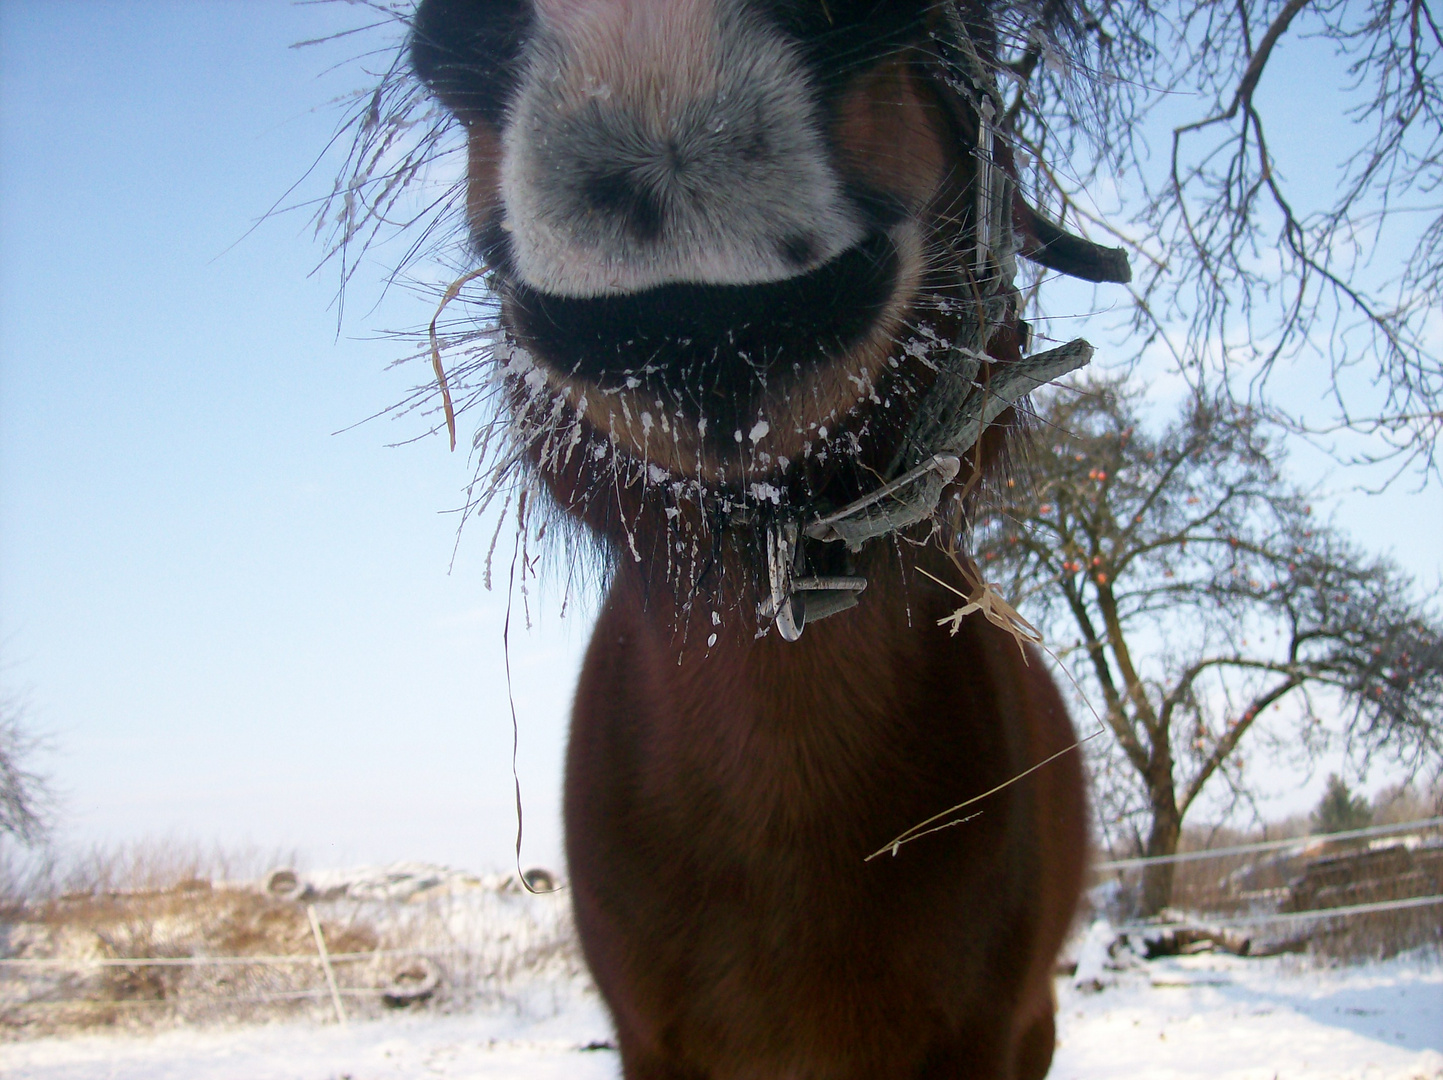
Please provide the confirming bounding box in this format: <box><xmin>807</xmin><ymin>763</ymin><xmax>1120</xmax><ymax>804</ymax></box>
<box><xmin>1071</xmin><ymin>918</ymin><xmax>1117</xmax><ymax>990</ymax></box>
<box><xmin>0</xmin><ymin>987</ymin><xmax>617</xmax><ymax>1080</ymax></box>
<box><xmin>2</xmin><ymin>943</ymin><xmax>1438</xmax><ymax>1079</ymax></box>
<box><xmin>747</xmin><ymin>482</ymin><xmax>783</xmax><ymax>505</ymax></box>
<box><xmin>1053</xmin><ymin>949</ymin><xmax>1443</xmax><ymax>1080</ymax></box>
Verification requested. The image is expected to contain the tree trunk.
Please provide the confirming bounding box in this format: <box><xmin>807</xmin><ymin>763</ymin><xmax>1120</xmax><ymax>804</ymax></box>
<box><xmin>1139</xmin><ymin>803</ymin><xmax>1182</xmax><ymax>917</ymax></box>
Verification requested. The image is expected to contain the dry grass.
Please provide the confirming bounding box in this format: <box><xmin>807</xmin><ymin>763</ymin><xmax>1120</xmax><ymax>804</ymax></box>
<box><xmin>0</xmin><ymin>841</ymin><xmax>583</xmax><ymax>1041</ymax></box>
<box><xmin>0</xmin><ymin>838</ymin><xmax>302</xmax><ymax>916</ymax></box>
<box><xmin>3</xmin><ymin>885</ymin><xmax>371</xmax><ymax>1037</ymax></box>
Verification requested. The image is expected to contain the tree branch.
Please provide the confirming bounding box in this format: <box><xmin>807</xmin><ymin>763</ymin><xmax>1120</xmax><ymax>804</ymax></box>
<box><xmin>1180</xmin><ymin>674</ymin><xmax>1302</xmax><ymax>813</ymax></box>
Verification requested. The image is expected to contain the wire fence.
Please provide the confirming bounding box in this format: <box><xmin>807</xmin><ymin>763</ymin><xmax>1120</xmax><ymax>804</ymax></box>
<box><xmin>1094</xmin><ymin>816</ymin><xmax>1443</xmax><ymax>872</ymax></box>
<box><xmin>1091</xmin><ymin>817</ymin><xmax>1443</xmax><ymax>954</ymax></box>
<box><xmin>0</xmin><ymin>947</ymin><xmax>452</xmax><ymax>969</ymax></box>
<box><xmin>0</xmin><ymin>885</ymin><xmax>586</xmax><ymax>1036</ymax></box>
<box><xmin>1116</xmin><ymin>892</ymin><xmax>1443</xmax><ymax>934</ymax></box>
<box><xmin>4</xmin><ymin>822</ymin><xmax>1440</xmax><ymax>1034</ymax></box>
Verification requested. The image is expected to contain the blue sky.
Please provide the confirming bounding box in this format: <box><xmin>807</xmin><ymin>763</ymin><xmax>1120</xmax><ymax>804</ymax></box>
<box><xmin>1</xmin><ymin>1</ymin><xmax>591</xmax><ymax>873</ymax></box>
<box><xmin>1</xmin><ymin>2</ymin><xmax>1438</xmax><ymax>877</ymax></box>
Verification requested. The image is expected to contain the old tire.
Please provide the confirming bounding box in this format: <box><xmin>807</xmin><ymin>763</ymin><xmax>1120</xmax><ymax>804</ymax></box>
<box><xmin>381</xmin><ymin>957</ymin><xmax>441</xmax><ymax>1007</ymax></box>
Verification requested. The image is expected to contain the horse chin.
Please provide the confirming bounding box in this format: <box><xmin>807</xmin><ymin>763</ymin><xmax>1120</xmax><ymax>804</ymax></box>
<box><xmin>495</xmin><ymin>224</ymin><xmax>925</xmax><ymax>487</ymax></box>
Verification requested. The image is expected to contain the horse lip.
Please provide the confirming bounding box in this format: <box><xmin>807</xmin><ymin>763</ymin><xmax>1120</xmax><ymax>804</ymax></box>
<box><xmin>496</xmin><ymin>231</ymin><xmax>900</xmax><ymax>397</ymax></box>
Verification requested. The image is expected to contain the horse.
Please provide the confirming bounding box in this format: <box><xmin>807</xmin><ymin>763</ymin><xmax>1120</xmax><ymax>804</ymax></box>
<box><xmin>405</xmin><ymin>2</ymin><xmax>1127</xmax><ymax>1076</ymax></box>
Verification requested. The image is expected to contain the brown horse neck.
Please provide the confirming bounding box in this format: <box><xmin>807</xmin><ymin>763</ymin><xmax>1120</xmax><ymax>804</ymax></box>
<box><xmin>613</xmin><ymin>530</ymin><xmax>974</xmax><ymax>713</ymax></box>
<box><xmin>593</xmin><ymin>532</ymin><xmax>1037</xmax><ymax>868</ymax></box>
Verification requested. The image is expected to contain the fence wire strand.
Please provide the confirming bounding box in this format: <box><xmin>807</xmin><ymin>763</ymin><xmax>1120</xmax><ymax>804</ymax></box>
<box><xmin>1095</xmin><ymin>817</ymin><xmax>1443</xmax><ymax>872</ymax></box>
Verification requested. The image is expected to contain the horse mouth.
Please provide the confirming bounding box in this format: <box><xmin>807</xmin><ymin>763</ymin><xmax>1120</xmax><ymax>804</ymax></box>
<box><xmin>499</xmin><ymin>231</ymin><xmax>901</xmax><ymax>456</ymax></box>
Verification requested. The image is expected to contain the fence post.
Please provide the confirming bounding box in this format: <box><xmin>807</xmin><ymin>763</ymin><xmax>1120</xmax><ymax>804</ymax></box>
<box><xmin>307</xmin><ymin>903</ymin><xmax>348</xmax><ymax>1026</ymax></box>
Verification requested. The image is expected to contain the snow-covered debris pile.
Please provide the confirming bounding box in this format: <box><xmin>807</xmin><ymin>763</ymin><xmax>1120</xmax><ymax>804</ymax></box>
<box><xmin>0</xmin><ymin>865</ymin><xmax>583</xmax><ymax>1040</ymax></box>
<box><xmin>1279</xmin><ymin>839</ymin><xmax>1443</xmax><ymax>957</ymax></box>
<box><xmin>260</xmin><ymin>862</ymin><xmax>556</xmax><ymax>904</ymax></box>
<box><xmin>1071</xmin><ymin>918</ymin><xmax>1121</xmax><ymax>991</ymax></box>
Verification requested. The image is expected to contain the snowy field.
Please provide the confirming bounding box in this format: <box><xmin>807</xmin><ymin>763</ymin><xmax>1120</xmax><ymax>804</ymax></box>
<box><xmin>2</xmin><ymin>947</ymin><xmax>1438</xmax><ymax>1080</ymax></box>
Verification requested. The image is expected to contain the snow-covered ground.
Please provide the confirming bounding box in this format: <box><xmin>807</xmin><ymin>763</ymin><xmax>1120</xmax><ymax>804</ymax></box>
<box><xmin>1053</xmin><ymin>948</ymin><xmax>1441</xmax><ymax>1080</ymax></box>
<box><xmin>2</xmin><ymin>946</ymin><xmax>1438</xmax><ymax>1079</ymax></box>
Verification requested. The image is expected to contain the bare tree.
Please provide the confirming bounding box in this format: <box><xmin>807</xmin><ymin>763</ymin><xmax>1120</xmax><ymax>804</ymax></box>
<box><xmin>994</xmin><ymin>0</ymin><xmax>1443</xmax><ymax>479</ymax></box>
<box><xmin>0</xmin><ymin>692</ymin><xmax>51</xmax><ymax>846</ymax></box>
<box><xmin>976</xmin><ymin>377</ymin><xmax>1443</xmax><ymax>914</ymax></box>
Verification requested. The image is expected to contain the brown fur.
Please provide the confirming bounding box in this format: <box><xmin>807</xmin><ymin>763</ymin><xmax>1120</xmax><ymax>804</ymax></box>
<box><xmin>417</xmin><ymin>5</ymin><xmax>1091</xmax><ymax>1075</ymax></box>
<box><xmin>565</xmin><ymin>539</ymin><xmax>1086</xmax><ymax>1080</ymax></box>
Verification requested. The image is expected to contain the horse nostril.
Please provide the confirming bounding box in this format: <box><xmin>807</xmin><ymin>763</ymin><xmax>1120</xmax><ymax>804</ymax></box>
<box><xmin>779</xmin><ymin>234</ymin><xmax>819</xmax><ymax>269</ymax></box>
<box><xmin>738</xmin><ymin>127</ymin><xmax>768</xmax><ymax>162</ymax></box>
<box><xmin>580</xmin><ymin>169</ymin><xmax>665</xmax><ymax>244</ymax></box>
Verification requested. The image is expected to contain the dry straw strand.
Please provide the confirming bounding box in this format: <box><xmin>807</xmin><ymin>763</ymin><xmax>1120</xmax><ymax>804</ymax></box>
<box><xmin>428</xmin><ymin>267</ymin><xmax>489</xmax><ymax>451</ymax></box>
<box><xmin>865</xmin><ymin>730</ymin><xmax>1104</xmax><ymax>862</ymax></box>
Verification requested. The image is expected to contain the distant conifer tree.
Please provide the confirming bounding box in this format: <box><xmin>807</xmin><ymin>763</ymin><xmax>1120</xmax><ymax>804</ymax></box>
<box><xmin>1312</xmin><ymin>775</ymin><xmax>1373</xmax><ymax>836</ymax></box>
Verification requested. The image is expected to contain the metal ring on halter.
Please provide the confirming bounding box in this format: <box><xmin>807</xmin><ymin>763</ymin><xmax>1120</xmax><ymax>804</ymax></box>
<box><xmin>757</xmin><ymin>339</ymin><xmax>1094</xmax><ymax>640</ymax></box>
<box><xmin>757</xmin><ymin>521</ymin><xmax>870</xmax><ymax>640</ymax></box>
